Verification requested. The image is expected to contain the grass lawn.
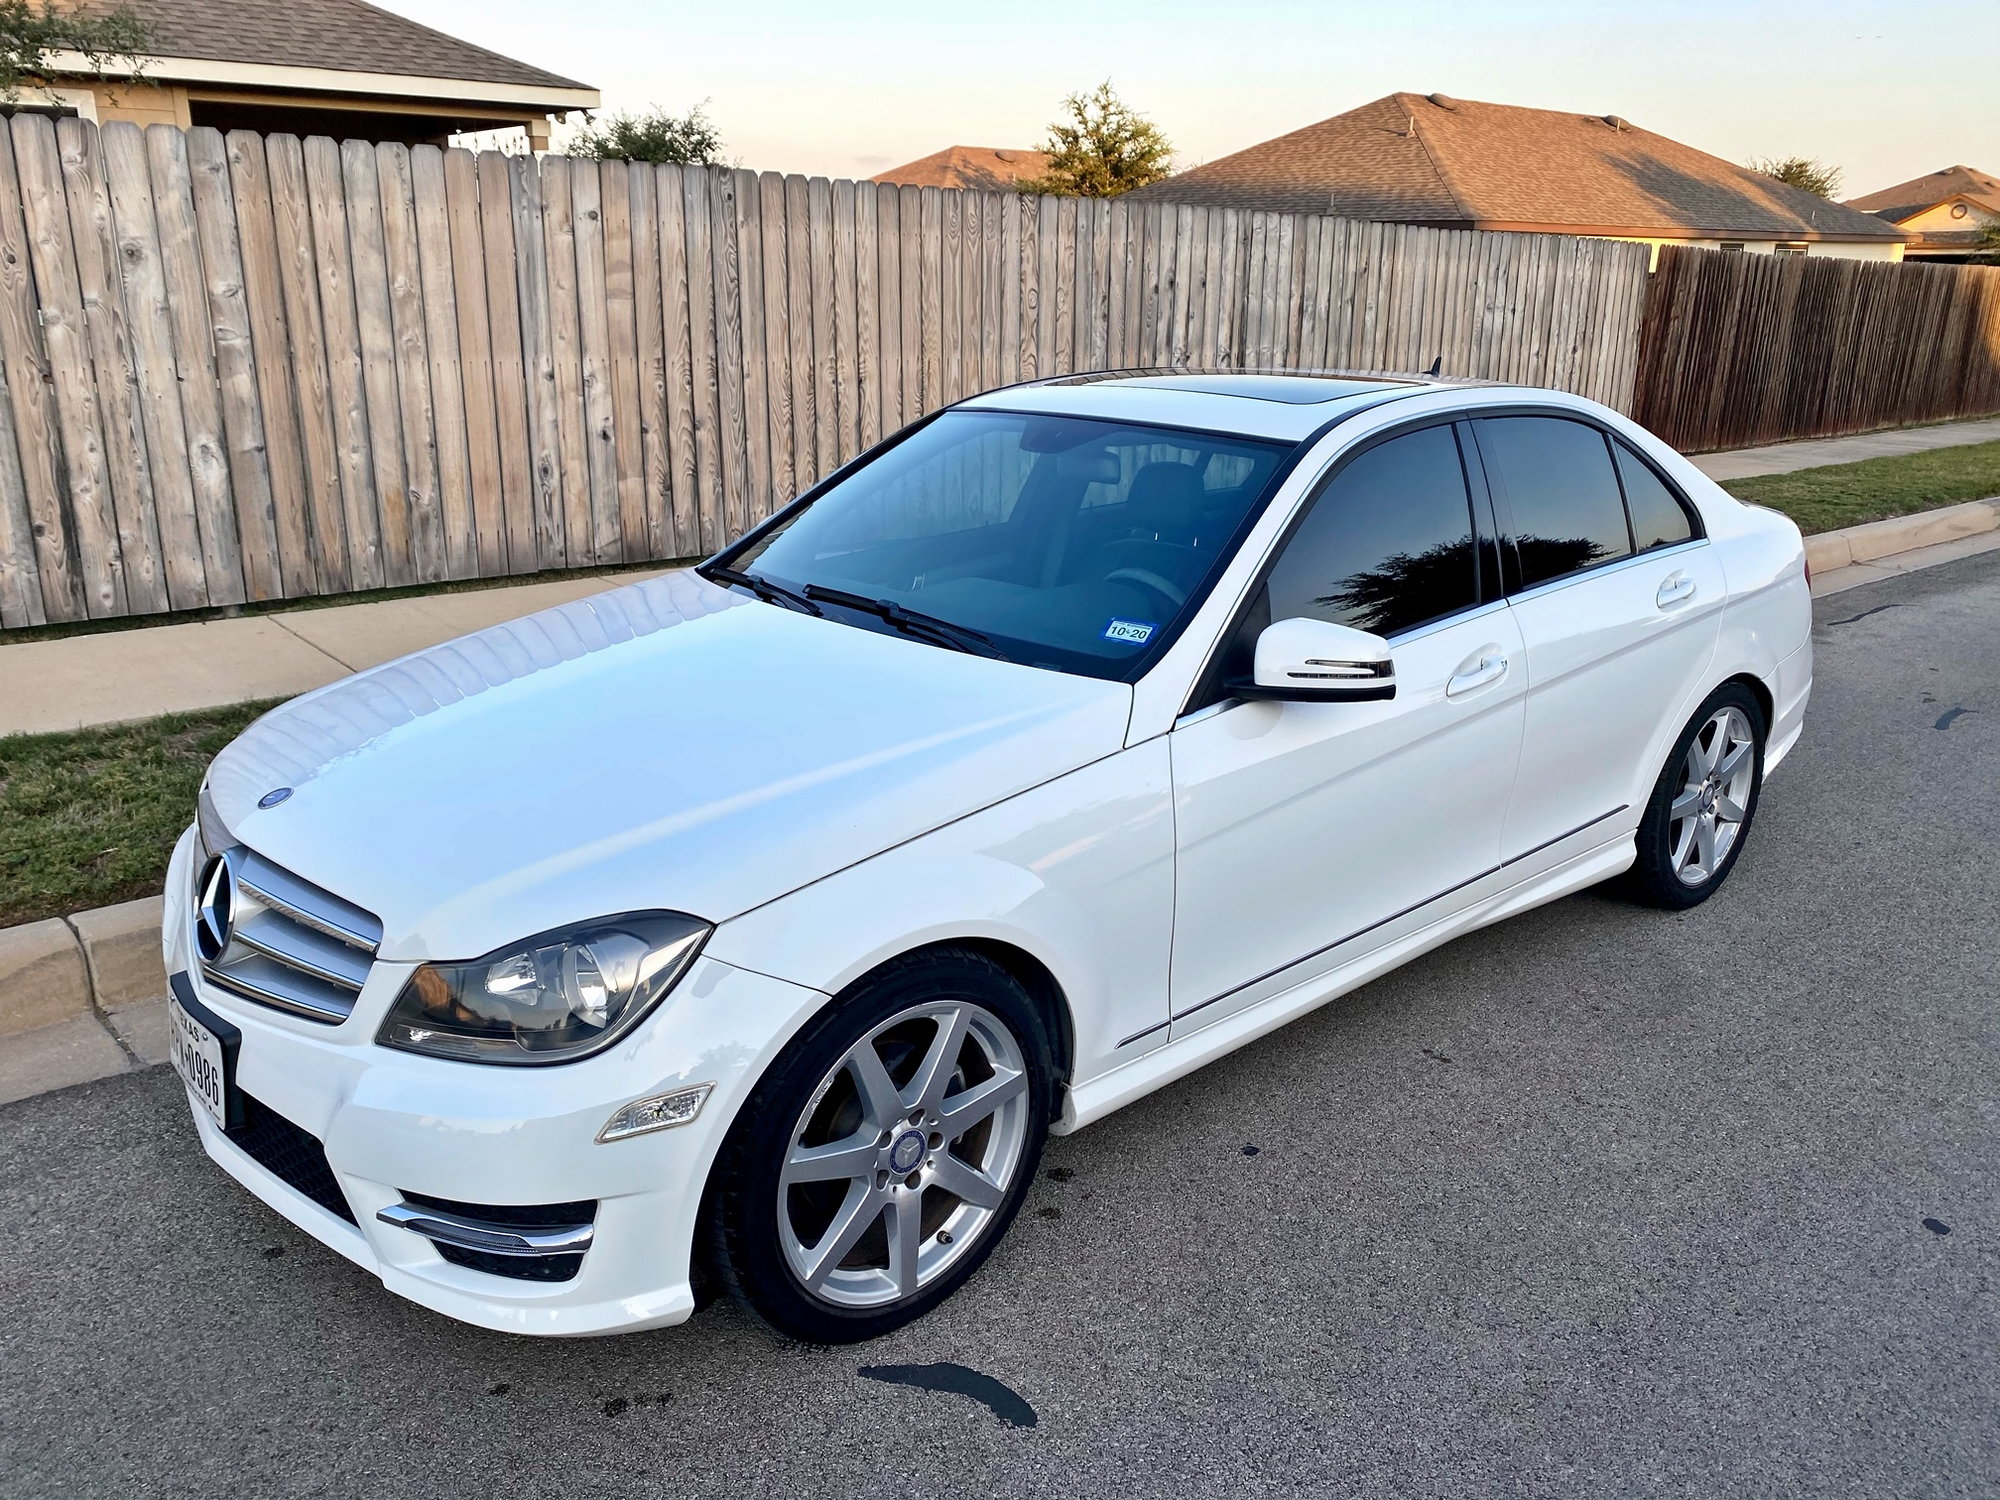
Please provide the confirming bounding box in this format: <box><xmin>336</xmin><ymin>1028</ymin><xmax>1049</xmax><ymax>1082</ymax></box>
<box><xmin>1721</xmin><ymin>438</ymin><xmax>2000</xmax><ymax>535</ymax></box>
<box><xmin>0</xmin><ymin>700</ymin><xmax>280</xmax><ymax>928</ymax></box>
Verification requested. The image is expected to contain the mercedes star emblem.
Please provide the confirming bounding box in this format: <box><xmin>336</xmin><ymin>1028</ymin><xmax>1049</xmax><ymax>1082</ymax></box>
<box><xmin>194</xmin><ymin>853</ymin><xmax>236</xmax><ymax>963</ymax></box>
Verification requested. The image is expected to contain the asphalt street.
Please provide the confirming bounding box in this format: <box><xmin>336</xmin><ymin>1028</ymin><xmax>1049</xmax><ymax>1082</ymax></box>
<box><xmin>4</xmin><ymin>552</ymin><xmax>1997</xmax><ymax>1500</ymax></box>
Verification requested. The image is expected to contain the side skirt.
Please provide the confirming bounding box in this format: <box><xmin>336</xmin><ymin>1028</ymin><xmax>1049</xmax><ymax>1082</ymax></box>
<box><xmin>1054</xmin><ymin>835</ymin><xmax>1636</xmax><ymax>1134</ymax></box>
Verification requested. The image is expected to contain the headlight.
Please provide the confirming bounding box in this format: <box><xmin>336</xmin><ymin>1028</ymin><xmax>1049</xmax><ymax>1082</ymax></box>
<box><xmin>377</xmin><ymin>911</ymin><xmax>710</xmax><ymax>1065</ymax></box>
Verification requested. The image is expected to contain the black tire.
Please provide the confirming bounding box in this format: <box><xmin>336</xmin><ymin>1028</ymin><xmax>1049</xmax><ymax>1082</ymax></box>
<box><xmin>704</xmin><ymin>946</ymin><xmax>1054</xmax><ymax>1344</ymax></box>
<box><xmin>1623</xmin><ymin>681</ymin><xmax>1767</xmax><ymax>910</ymax></box>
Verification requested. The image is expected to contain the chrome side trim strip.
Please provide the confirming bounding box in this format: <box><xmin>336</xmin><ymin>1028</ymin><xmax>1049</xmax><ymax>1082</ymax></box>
<box><xmin>1169</xmin><ymin>806</ymin><xmax>1629</xmax><ymax>1024</ymax></box>
<box><xmin>376</xmin><ymin>1203</ymin><xmax>596</xmax><ymax>1257</ymax></box>
<box><xmin>1499</xmin><ymin>805</ymin><xmax>1630</xmax><ymax>869</ymax></box>
<box><xmin>1115</xmin><ymin>1018</ymin><xmax>1171</xmax><ymax>1049</ymax></box>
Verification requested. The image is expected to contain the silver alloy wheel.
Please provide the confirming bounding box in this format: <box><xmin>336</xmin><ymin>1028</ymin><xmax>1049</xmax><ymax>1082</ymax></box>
<box><xmin>1669</xmin><ymin>705</ymin><xmax>1756</xmax><ymax>887</ymax></box>
<box><xmin>777</xmin><ymin>999</ymin><xmax>1030</xmax><ymax>1309</ymax></box>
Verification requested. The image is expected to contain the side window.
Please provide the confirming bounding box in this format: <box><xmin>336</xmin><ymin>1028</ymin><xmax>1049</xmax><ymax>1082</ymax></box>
<box><xmin>1264</xmin><ymin>424</ymin><xmax>1481</xmax><ymax>638</ymax></box>
<box><xmin>1614</xmin><ymin>439</ymin><xmax>1696</xmax><ymax>550</ymax></box>
<box><xmin>1474</xmin><ymin>417</ymin><xmax>1633</xmax><ymax>589</ymax></box>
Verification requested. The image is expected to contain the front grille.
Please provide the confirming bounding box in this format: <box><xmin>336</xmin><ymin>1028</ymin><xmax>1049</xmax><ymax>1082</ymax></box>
<box><xmin>401</xmin><ymin>1193</ymin><xmax>596</xmax><ymax>1283</ymax></box>
<box><xmin>226</xmin><ymin>1091</ymin><xmax>356</xmax><ymax>1225</ymax></box>
<box><xmin>194</xmin><ymin>821</ymin><xmax>383</xmax><ymax>1025</ymax></box>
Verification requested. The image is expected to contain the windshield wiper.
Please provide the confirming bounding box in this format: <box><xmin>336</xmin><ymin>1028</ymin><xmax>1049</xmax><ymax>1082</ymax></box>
<box><xmin>699</xmin><ymin>563</ymin><xmax>822</xmax><ymax>616</ymax></box>
<box><xmin>801</xmin><ymin>585</ymin><xmax>1010</xmax><ymax>660</ymax></box>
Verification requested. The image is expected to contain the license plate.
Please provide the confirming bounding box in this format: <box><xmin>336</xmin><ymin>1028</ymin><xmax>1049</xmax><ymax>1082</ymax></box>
<box><xmin>169</xmin><ymin>992</ymin><xmax>231</xmax><ymax>1128</ymax></box>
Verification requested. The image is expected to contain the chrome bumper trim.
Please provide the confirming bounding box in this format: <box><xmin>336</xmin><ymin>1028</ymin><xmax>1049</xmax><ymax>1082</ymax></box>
<box><xmin>375</xmin><ymin>1202</ymin><xmax>597</xmax><ymax>1257</ymax></box>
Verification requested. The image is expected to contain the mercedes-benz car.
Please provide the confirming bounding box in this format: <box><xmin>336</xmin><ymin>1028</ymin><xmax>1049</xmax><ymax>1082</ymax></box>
<box><xmin>163</xmin><ymin>371</ymin><xmax>1812</xmax><ymax>1342</ymax></box>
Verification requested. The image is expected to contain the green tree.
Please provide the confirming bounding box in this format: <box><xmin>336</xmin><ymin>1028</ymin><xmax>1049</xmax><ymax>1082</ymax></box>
<box><xmin>1968</xmin><ymin>215</ymin><xmax>2000</xmax><ymax>261</ymax></box>
<box><xmin>567</xmin><ymin>104</ymin><xmax>724</xmax><ymax>165</ymax></box>
<box><xmin>0</xmin><ymin>0</ymin><xmax>149</xmax><ymax>105</ymax></box>
<box><xmin>1023</xmin><ymin>81</ymin><xmax>1172</xmax><ymax>197</ymax></box>
<box><xmin>1749</xmin><ymin>155</ymin><xmax>1842</xmax><ymax>199</ymax></box>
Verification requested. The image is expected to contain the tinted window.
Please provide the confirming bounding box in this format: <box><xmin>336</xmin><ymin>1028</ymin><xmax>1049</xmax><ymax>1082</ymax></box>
<box><xmin>1614</xmin><ymin>439</ymin><xmax>1695</xmax><ymax>550</ymax></box>
<box><xmin>1264</xmin><ymin>425</ymin><xmax>1479</xmax><ymax>637</ymax></box>
<box><xmin>1475</xmin><ymin>417</ymin><xmax>1633</xmax><ymax>589</ymax></box>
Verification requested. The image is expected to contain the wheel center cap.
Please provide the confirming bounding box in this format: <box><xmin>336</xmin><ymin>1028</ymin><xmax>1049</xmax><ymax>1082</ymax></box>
<box><xmin>887</xmin><ymin>1130</ymin><xmax>925</xmax><ymax>1174</ymax></box>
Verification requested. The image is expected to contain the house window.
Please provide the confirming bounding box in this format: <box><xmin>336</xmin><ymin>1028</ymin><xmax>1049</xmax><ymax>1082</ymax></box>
<box><xmin>1774</xmin><ymin>242</ymin><xmax>1809</xmax><ymax>256</ymax></box>
<box><xmin>1717</xmin><ymin>241</ymin><xmax>1746</xmax><ymax>252</ymax></box>
<box><xmin>1950</xmin><ymin>203</ymin><xmax>1969</xmax><ymax>220</ymax></box>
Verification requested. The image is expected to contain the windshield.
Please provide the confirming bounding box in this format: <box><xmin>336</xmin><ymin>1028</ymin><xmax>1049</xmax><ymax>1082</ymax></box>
<box><xmin>726</xmin><ymin>410</ymin><xmax>1294</xmax><ymax>680</ymax></box>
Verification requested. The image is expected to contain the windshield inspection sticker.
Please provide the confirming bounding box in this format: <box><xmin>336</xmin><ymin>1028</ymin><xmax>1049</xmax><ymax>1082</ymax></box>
<box><xmin>1102</xmin><ymin>618</ymin><xmax>1157</xmax><ymax>645</ymax></box>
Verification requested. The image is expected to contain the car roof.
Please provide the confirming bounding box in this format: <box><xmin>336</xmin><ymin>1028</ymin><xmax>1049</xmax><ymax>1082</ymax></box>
<box><xmin>954</xmin><ymin>369</ymin><xmax>1501</xmax><ymax>442</ymax></box>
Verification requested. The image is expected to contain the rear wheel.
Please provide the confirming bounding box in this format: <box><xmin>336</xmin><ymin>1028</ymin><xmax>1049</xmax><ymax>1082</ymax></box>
<box><xmin>1624</xmin><ymin>683</ymin><xmax>1766</xmax><ymax>909</ymax></box>
<box><xmin>708</xmin><ymin>948</ymin><xmax>1051</xmax><ymax>1343</ymax></box>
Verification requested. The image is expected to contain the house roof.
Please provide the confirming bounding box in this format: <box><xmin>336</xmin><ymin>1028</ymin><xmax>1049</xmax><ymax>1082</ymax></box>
<box><xmin>1129</xmin><ymin>92</ymin><xmax>1906</xmax><ymax>243</ymax></box>
<box><xmin>68</xmin><ymin>0</ymin><xmax>591</xmax><ymax>94</ymax></box>
<box><xmin>1846</xmin><ymin>164</ymin><xmax>2000</xmax><ymax>222</ymax></box>
<box><xmin>873</xmin><ymin>146</ymin><xmax>1050</xmax><ymax>192</ymax></box>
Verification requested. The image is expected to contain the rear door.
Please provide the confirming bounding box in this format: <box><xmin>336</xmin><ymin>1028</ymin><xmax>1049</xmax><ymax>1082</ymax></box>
<box><xmin>1470</xmin><ymin>415</ymin><xmax>1722</xmax><ymax>865</ymax></box>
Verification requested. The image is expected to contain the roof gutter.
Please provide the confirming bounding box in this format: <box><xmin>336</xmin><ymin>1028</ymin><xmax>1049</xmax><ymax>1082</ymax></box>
<box><xmin>1461</xmin><ymin>218</ymin><xmax>1910</xmax><ymax>244</ymax></box>
<box><xmin>40</xmin><ymin>50</ymin><xmax>599</xmax><ymax>112</ymax></box>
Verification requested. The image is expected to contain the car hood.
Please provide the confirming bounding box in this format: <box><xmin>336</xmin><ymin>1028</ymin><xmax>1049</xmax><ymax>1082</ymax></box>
<box><xmin>204</xmin><ymin>572</ymin><xmax>1133</xmax><ymax>962</ymax></box>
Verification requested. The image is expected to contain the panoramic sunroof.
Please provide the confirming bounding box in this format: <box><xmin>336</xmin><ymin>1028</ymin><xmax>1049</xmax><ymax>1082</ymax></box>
<box><xmin>1111</xmin><ymin>373</ymin><xmax>1414</xmax><ymax>404</ymax></box>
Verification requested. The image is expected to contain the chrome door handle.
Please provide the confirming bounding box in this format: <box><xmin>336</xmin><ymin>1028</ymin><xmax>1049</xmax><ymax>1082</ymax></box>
<box><xmin>1657</xmin><ymin>571</ymin><xmax>1697</xmax><ymax>609</ymax></box>
<box><xmin>1446</xmin><ymin>649</ymin><xmax>1509</xmax><ymax>698</ymax></box>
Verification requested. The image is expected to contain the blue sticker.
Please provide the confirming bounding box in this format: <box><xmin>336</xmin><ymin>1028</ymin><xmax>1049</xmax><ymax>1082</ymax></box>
<box><xmin>1102</xmin><ymin>618</ymin><xmax>1157</xmax><ymax>644</ymax></box>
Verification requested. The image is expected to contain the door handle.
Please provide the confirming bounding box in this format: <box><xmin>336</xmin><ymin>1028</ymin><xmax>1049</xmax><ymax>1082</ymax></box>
<box><xmin>1446</xmin><ymin>647</ymin><xmax>1509</xmax><ymax>698</ymax></box>
<box><xmin>1656</xmin><ymin>571</ymin><xmax>1697</xmax><ymax>609</ymax></box>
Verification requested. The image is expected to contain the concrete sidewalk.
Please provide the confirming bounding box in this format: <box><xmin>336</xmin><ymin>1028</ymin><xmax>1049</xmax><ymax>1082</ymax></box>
<box><xmin>0</xmin><ymin>565</ymin><xmax>670</xmax><ymax>737</ymax></box>
<box><xmin>1690</xmin><ymin>416</ymin><xmax>2000</xmax><ymax>482</ymax></box>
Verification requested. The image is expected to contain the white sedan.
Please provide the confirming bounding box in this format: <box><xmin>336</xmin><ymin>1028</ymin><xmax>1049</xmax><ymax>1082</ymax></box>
<box><xmin>163</xmin><ymin>372</ymin><xmax>1812</xmax><ymax>1342</ymax></box>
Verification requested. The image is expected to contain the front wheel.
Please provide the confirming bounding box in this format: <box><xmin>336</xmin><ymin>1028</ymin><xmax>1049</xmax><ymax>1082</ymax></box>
<box><xmin>707</xmin><ymin>948</ymin><xmax>1052</xmax><ymax>1343</ymax></box>
<box><xmin>1624</xmin><ymin>682</ymin><xmax>1767</xmax><ymax>910</ymax></box>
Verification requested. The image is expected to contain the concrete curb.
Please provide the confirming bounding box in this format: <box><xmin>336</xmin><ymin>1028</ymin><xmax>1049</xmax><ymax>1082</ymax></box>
<box><xmin>1803</xmin><ymin>497</ymin><xmax>2000</xmax><ymax>576</ymax></box>
<box><xmin>1</xmin><ymin>897</ymin><xmax>166</xmax><ymax>1107</ymax></box>
<box><xmin>4</xmin><ymin>501</ymin><xmax>1999</xmax><ymax>1108</ymax></box>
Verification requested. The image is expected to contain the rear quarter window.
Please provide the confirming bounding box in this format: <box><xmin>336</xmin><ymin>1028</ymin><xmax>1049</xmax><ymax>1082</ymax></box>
<box><xmin>1614</xmin><ymin>439</ymin><xmax>1697</xmax><ymax>550</ymax></box>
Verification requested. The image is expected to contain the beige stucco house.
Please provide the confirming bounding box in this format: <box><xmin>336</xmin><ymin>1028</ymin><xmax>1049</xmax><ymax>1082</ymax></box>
<box><xmin>41</xmin><ymin>0</ymin><xmax>596</xmax><ymax>149</ymax></box>
<box><xmin>1847</xmin><ymin>166</ymin><xmax>2000</xmax><ymax>262</ymax></box>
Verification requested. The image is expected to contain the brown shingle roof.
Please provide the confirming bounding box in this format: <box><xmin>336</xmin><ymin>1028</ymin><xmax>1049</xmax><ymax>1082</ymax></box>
<box><xmin>74</xmin><ymin>0</ymin><xmax>590</xmax><ymax>92</ymax></box>
<box><xmin>1130</xmin><ymin>92</ymin><xmax>1905</xmax><ymax>243</ymax></box>
<box><xmin>873</xmin><ymin>146</ymin><xmax>1050</xmax><ymax>192</ymax></box>
<box><xmin>1846</xmin><ymin>165</ymin><xmax>2000</xmax><ymax>222</ymax></box>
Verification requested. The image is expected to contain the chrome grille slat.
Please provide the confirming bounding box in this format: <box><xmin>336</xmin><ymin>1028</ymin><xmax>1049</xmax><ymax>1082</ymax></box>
<box><xmin>192</xmin><ymin>827</ymin><xmax>382</xmax><ymax>1027</ymax></box>
<box><xmin>205</xmin><ymin>957</ymin><xmax>357</xmax><ymax>1024</ymax></box>
<box><xmin>236</xmin><ymin>848</ymin><xmax>382</xmax><ymax>950</ymax></box>
<box><xmin>230</xmin><ymin>910</ymin><xmax>371</xmax><ymax>991</ymax></box>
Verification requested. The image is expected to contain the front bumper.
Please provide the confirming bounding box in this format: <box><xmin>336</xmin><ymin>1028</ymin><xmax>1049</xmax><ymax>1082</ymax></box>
<box><xmin>161</xmin><ymin>826</ymin><xmax>826</xmax><ymax>1336</ymax></box>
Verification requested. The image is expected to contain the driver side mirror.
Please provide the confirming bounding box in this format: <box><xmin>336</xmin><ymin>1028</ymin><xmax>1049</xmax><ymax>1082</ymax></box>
<box><xmin>1230</xmin><ymin>617</ymin><xmax>1396</xmax><ymax>702</ymax></box>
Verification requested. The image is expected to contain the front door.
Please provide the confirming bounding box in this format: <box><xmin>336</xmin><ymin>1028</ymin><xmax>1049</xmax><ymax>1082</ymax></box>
<box><xmin>1169</xmin><ymin>422</ymin><xmax>1526</xmax><ymax>1031</ymax></box>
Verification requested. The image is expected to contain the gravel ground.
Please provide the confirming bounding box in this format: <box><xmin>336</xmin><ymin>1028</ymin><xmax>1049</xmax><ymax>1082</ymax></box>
<box><xmin>3</xmin><ymin>551</ymin><xmax>1996</xmax><ymax>1500</ymax></box>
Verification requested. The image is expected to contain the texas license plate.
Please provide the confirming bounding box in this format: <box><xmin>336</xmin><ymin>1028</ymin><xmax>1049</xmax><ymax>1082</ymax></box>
<box><xmin>169</xmin><ymin>992</ymin><xmax>231</xmax><ymax>1128</ymax></box>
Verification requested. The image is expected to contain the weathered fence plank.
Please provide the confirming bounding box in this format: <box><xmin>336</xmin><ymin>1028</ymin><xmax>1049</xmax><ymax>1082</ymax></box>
<box><xmin>1</xmin><ymin>124</ymin><xmax>1710</xmax><ymax>623</ymax></box>
<box><xmin>1634</xmin><ymin>246</ymin><xmax>2000</xmax><ymax>451</ymax></box>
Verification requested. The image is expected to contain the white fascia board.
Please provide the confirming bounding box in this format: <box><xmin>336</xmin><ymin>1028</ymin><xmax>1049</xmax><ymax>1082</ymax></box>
<box><xmin>42</xmin><ymin>51</ymin><xmax>599</xmax><ymax>112</ymax></box>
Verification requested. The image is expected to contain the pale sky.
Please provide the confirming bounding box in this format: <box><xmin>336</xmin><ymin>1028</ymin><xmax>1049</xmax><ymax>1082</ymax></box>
<box><xmin>386</xmin><ymin>0</ymin><xmax>1998</xmax><ymax>200</ymax></box>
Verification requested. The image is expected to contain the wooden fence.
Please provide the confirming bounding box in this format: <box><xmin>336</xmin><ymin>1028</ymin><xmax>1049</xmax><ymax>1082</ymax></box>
<box><xmin>1633</xmin><ymin>244</ymin><xmax>2000</xmax><ymax>453</ymax></box>
<box><xmin>0</xmin><ymin>115</ymin><xmax>1652</xmax><ymax>628</ymax></box>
